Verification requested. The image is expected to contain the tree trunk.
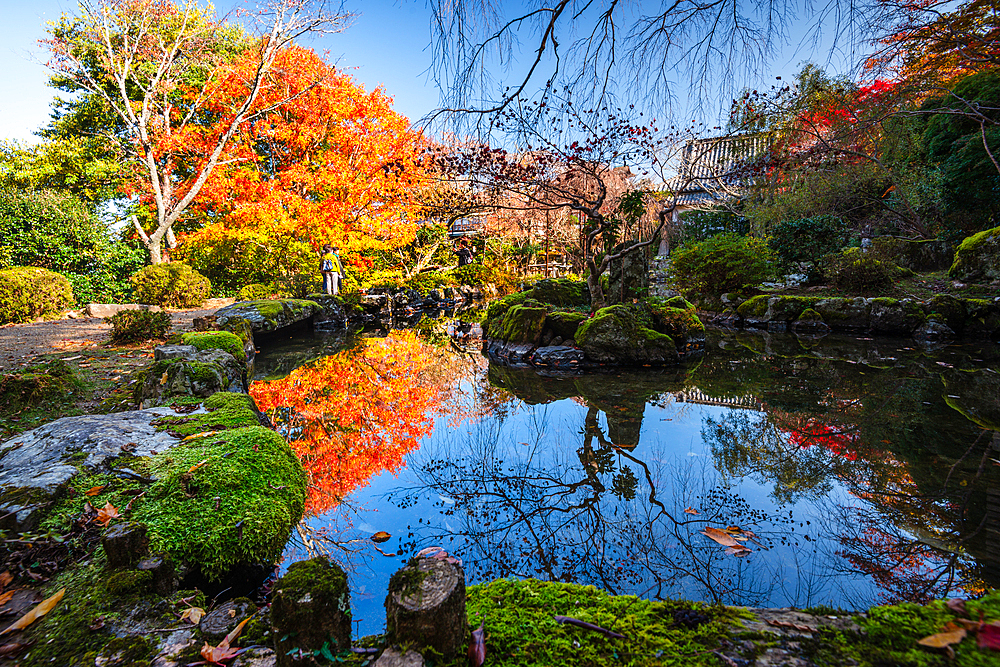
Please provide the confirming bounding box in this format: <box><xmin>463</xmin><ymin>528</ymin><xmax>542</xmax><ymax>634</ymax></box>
<box><xmin>385</xmin><ymin>556</ymin><xmax>466</xmax><ymax>660</ymax></box>
<box><xmin>586</xmin><ymin>269</ymin><xmax>606</xmax><ymax>312</ymax></box>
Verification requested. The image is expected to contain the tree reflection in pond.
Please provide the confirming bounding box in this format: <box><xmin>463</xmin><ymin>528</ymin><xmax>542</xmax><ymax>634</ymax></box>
<box><xmin>260</xmin><ymin>328</ymin><xmax>999</xmax><ymax>631</ymax></box>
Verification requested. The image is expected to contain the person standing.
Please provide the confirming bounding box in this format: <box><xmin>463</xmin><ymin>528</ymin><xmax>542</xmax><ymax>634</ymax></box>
<box><xmin>320</xmin><ymin>244</ymin><xmax>344</xmax><ymax>295</ymax></box>
<box><xmin>454</xmin><ymin>239</ymin><xmax>474</xmax><ymax>267</ymax></box>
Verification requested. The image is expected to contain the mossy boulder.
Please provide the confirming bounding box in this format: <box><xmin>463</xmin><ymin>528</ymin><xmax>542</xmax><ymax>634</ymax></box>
<box><xmin>489</xmin><ymin>302</ymin><xmax>548</xmax><ymax>344</ymax></box>
<box><xmin>872</xmin><ymin>236</ymin><xmax>953</xmax><ymax>271</ymax></box>
<box><xmin>813</xmin><ymin>297</ymin><xmax>871</xmax><ymax>331</ymax></box>
<box><xmin>736</xmin><ymin>295</ymin><xmax>820</xmax><ymax>330</ymax></box>
<box><xmin>132</xmin><ymin>351</ymin><xmax>245</xmax><ymax>407</ymax></box>
<box><xmin>928</xmin><ymin>294</ymin><xmax>967</xmax><ymax>333</ymax></box>
<box><xmin>964</xmin><ymin>298</ymin><xmax>1000</xmax><ymax>339</ymax></box>
<box><xmin>544</xmin><ymin>310</ymin><xmax>588</xmax><ymax>340</ymax></box>
<box><xmin>791</xmin><ymin>308</ymin><xmax>831</xmax><ymax>335</ymax></box>
<box><xmin>0</xmin><ymin>359</ymin><xmax>81</xmax><ymax>412</ymax></box>
<box><xmin>575</xmin><ymin>304</ymin><xmax>679</xmax><ymax>365</ymax></box>
<box><xmin>180</xmin><ymin>331</ymin><xmax>245</xmax><ymax>363</ymax></box>
<box><xmin>530</xmin><ymin>278</ymin><xmax>590</xmax><ymax>307</ymax></box>
<box><xmin>0</xmin><ymin>266</ymin><xmax>74</xmax><ymax>324</ymax></box>
<box><xmin>643</xmin><ymin>296</ymin><xmax>706</xmax><ymax>346</ymax></box>
<box><xmin>272</xmin><ymin>556</ymin><xmax>351</xmax><ymax>666</ymax></box>
<box><xmin>214</xmin><ymin>298</ymin><xmax>321</xmax><ymax>336</ymax></box>
<box><xmin>950</xmin><ymin>225</ymin><xmax>1000</xmax><ymax>282</ymax></box>
<box><xmin>868</xmin><ymin>297</ymin><xmax>925</xmax><ymax>334</ymax></box>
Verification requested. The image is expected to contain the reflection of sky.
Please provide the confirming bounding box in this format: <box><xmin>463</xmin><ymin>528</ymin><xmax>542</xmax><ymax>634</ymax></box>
<box><xmin>285</xmin><ymin>378</ymin><xmax>882</xmax><ymax>638</ymax></box>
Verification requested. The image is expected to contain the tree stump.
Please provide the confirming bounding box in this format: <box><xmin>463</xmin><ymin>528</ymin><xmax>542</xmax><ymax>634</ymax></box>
<box><xmin>385</xmin><ymin>557</ymin><xmax>466</xmax><ymax>660</ymax></box>
<box><xmin>102</xmin><ymin>521</ymin><xmax>149</xmax><ymax>569</ymax></box>
<box><xmin>271</xmin><ymin>557</ymin><xmax>351</xmax><ymax>667</ymax></box>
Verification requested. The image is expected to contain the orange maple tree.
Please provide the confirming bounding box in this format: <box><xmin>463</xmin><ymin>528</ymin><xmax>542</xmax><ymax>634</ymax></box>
<box><xmin>178</xmin><ymin>45</ymin><xmax>428</xmax><ymax>262</ymax></box>
<box><xmin>250</xmin><ymin>332</ymin><xmax>466</xmax><ymax>514</ymax></box>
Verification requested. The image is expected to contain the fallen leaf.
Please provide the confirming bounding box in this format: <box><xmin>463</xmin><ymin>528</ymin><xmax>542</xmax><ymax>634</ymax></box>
<box><xmin>469</xmin><ymin>622</ymin><xmax>485</xmax><ymax>667</ymax></box>
<box><xmin>180</xmin><ymin>607</ymin><xmax>205</xmax><ymax>625</ymax></box>
<box><xmin>767</xmin><ymin>619</ymin><xmax>814</xmax><ymax>632</ymax></box>
<box><xmin>187</xmin><ymin>459</ymin><xmax>210</xmax><ymax>474</ymax></box>
<box><xmin>725</xmin><ymin>546</ymin><xmax>752</xmax><ymax>557</ymax></box>
<box><xmin>0</xmin><ymin>589</ymin><xmax>65</xmax><ymax>635</ymax></box>
<box><xmin>700</xmin><ymin>527</ymin><xmax>743</xmax><ymax>548</ymax></box>
<box><xmin>200</xmin><ymin>642</ymin><xmax>239</xmax><ymax>665</ymax></box>
<box><xmin>84</xmin><ymin>486</ymin><xmax>106</xmax><ymax>497</ymax></box>
<box><xmin>683</xmin><ymin>507</ymin><xmax>699</xmax><ymax>515</ymax></box>
<box><xmin>94</xmin><ymin>501</ymin><xmax>121</xmax><ymax>527</ymax></box>
<box><xmin>182</xmin><ymin>432</ymin><xmax>215</xmax><ymax>442</ymax></box>
<box><xmin>0</xmin><ymin>592</ymin><xmax>14</xmax><ymax>607</ymax></box>
<box><xmin>0</xmin><ymin>642</ymin><xmax>28</xmax><ymax>656</ymax></box>
<box><xmin>0</xmin><ymin>572</ymin><xmax>11</xmax><ymax>589</ymax></box>
<box><xmin>946</xmin><ymin>598</ymin><xmax>967</xmax><ymax>616</ymax></box>
<box><xmin>978</xmin><ymin>623</ymin><xmax>1000</xmax><ymax>651</ymax></box>
<box><xmin>918</xmin><ymin>627</ymin><xmax>966</xmax><ymax>649</ymax></box>
<box><xmin>371</xmin><ymin>531</ymin><xmax>391</xmax><ymax>543</ymax></box>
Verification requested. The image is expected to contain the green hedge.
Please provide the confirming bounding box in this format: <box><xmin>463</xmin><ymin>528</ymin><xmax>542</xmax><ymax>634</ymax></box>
<box><xmin>105</xmin><ymin>309</ymin><xmax>173</xmax><ymax>343</ymax></box>
<box><xmin>130</xmin><ymin>263</ymin><xmax>211</xmax><ymax>308</ymax></box>
<box><xmin>0</xmin><ymin>266</ymin><xmax>74</xmax><ymax>324</ymax></box>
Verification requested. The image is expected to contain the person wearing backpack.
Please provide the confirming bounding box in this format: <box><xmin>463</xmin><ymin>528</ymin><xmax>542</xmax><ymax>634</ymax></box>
<box><xmin>320</xmin><ymin>244</ymin><xmax>344</xmax><ymax>295</ymax></box>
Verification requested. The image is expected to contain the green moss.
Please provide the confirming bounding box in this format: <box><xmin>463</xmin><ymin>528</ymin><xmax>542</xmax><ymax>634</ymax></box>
<box><xmin>797</xmin><ymin>308</ymin><xmax>823</xmax><ymax>322</ymax></box>
<box><xmin>643</xmin><ymin>297</ymin><xmax>705</xmax><ymax>340</ymax></box>
<box><xmin>493</xmin><ymin>303</ymin><xmax>548</xmax><ymax>343</ymax></box>
<box><xmin>466</xmin><ymin>579</ymin><xmax>744</xmax><ymax>667</ymax></box>
<box><xmin>153</xmin><ymin>392</ymin><xmax>262</xmax><ymax>436</ymax></box>
<box><xmin>485</xmin><ymin>291</ymin><xmax>530</xmax><ymax>325</ymax></box>
<box><xmin>529</xmin><ymin>278</ymin><xmax>590</xmax><ymax>307</ymax></box>
<box><xmin>736</xmin><ymin>295</ymin><xmax>772</xmax><ymax>319</ymax></box>
<box><xmin>950</xmin><ymin>225</ymin><xmax>1000</xmax><ymax>280</ymax></box>
<box><xmin>103</xmin><ymin>569</ymin><xmax>153</xmax><ymax>596</ymax></box>
<box><xmin>545</xmin><ymin>310</ymin><xmax>588</xmax><ymax>340</ymax></box>
<box><xmin>639</xmin><ymin>326</ymin><xmax>673</xmax><ymax>344</ymax></box>
<box><xmin>181</xmin><ymin>331</ymin><xmax>245</xmax><ymax>362</ymax></box>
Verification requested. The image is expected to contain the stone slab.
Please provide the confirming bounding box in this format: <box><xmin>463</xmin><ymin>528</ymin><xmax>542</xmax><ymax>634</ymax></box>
<box><xmin>86</xmin><ymin>303</ymin><xmax>162</xmax><ymax>318</ymax></box>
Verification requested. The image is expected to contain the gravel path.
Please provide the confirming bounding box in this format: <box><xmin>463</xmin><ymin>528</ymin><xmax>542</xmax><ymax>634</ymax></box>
<box><xmin>0</xmin><ymin>299</ymin><xmax>234</xmax><ymax>372</ymax></box>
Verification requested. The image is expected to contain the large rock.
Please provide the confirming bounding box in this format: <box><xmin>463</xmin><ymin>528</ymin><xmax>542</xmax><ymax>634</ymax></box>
<box><xmin>950</xmin><ymin>225</ymin><xmax>1000</xmax><ymax>282</ymax></box>
<box><xmin>575</xmin><ymin>304</ymin><xmax>679</xmax><ymax>365</ymax></box>
<box><xmin>530</xmin><ymin>278</ymin><xmax>590</xmax><ymax>307</ymax></box>
<box><xmin>134</xmin><ymin>350</ymin><xmax>246</xmax><ymax>407</ymax></box>
<box><xmin>530</xmin><ymin>345</ymin><xmax>584</xmax><ymax>369</ymax></box>
<box><xmin>0</xmin><ymin>408</ymin><xmax>185</xmax><ymax>530</ymax></box>
<box><xmin>214</xmin><ymin>299</ymin><xmax>321</xmax><ymax>336</ymax></box>
<box><xmin>544</xmin><ymin>311</ymin><xmax>587</xmax><ymax>340</ymax></box>
<box><xmin>86</xmin><ymin>303</ymin><xmax>163</xmax><ymax>318</ymax></box>
<box><xmin>868</xmin><ymin>298</ymin><xmax>924</xmax><ymax>334</ymax></box>
<box><xmin>873</xmin><ymin>236</ymin><xmax>953</xmax><ymax>271</ymax></box>
<box><xmin>813</xmin><ymin>297</ymin><xmax>871</xmax><ymax>332</ymax></box>
<box><xmin>489</xmin><ymin>302</ymin><xmax>548</xmax><ymax>345</ymax></box>
<box><xmin>306</xmin><ymin>294</ymin><xmax>348</xmax><ymax>328</ymax></box>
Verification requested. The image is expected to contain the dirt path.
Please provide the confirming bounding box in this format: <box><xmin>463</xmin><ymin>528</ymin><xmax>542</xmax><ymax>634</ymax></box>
<box><xmin>0</xmin><ymin>299</ymin><xmax>234</xmax><ymax>372</ymax></box>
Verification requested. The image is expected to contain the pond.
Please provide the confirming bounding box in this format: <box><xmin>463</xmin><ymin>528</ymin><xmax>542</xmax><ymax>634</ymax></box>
<box><xmin>250</xmin><ymin>325</ymin><xmax>1000</xmax><ymax>638</ymax></box>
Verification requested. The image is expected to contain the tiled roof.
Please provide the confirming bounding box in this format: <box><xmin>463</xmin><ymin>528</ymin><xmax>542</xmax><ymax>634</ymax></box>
<box><xmin>667</xmin><ymin>133</ymin><xmax>773</xmax><ymax>207</ymax></box>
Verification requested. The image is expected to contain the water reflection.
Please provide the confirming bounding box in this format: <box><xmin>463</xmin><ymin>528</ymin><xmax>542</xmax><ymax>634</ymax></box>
<box><xmin>258</xmin><ymin>327</ymin><xmax>1000</xmax><ymax>634</ymax></box>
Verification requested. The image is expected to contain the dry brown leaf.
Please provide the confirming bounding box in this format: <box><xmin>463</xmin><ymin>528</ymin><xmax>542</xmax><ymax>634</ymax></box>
<box><xmin>725</xmin><ymin>546</ymin><xmax>753</xmax><ymax>557</ymax></box>
<box><xmin>946</xmin><ymin>598</ymin><xmax>968</xmax><ymax>616</ymax></box>
<box><xmin>700</xmin><ymin>527</ymin><xmax>743</xmax><ymax>548</ymax></box>
<box><xmin>179</xmin><ymin>607</ymin><xmax>205</xmax><ymax>625</ymax></box>
<box><xmin>187</xmin><ymin>459</ymin><xmax>210</xmax><ymax>473</ymax></box>
<box><xmin>94</xmin><ymin>501</ymin><xmax>121</xmax><ymax>527</ymax></box>
<box><xmin>84</xmin><ymin>486</ymin><xmax>106</xmax><ymax>497</ymax></box>
<box><xmin>222</xmin><ymin>616</ymin><xmax>251</xmax><ymax>648</ymax></box>
<box><xmin>182</xmin><ymin>432</ymin><xmax>215</xmax><ymax>442</ymax></box>
<box><xmin>0</xmin><ymin>592</ymin><xmax>14</xmax><ymax>607</ymax></box>
<box><xmin>371</xmin><ymin>531</ymin><xmax>391</xmax><ymax>543</ymax></box>
<box><xmin>0</xmin><ymin>572</ymin><xmax>12</xmax><ymax>589</ymax></box>
<box><xmin>918</xmin><ymin>627</ymin><xmax>967</xmax><ymax>649</ymax></box>
<box><xmin>0</xmin><ymin>589</ymin><xmax>64</xmax><ymax>635</ymax></box>
<box><xmin>683</xmin><ymin>507</ymin><xmax>699</xmax><ymax>515</ymax></box>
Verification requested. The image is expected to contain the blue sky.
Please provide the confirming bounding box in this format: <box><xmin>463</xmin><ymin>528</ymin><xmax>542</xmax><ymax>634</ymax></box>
<box><xmin>0</xmin><ymin>1</ymin><xmax>856</xmax><ymax>145</ymax></box>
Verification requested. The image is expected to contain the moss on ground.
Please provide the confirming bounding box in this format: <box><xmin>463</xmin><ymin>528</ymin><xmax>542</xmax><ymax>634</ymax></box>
<box><xmin>465</xmin><ymin>579</ymin><xmax>745</xmax><ymax>667</ymax></box>
<box><xmin>153</xmin><ymin>391</ymin><xmax>264</xmax><ymax>436</ymax></box>
<box><xmin>181</xmin><ymin>330</ymin><xmax>245</xmax><ymax>362</ymax></box>
<box><xmin>0</xmin><ymin>359</ymin><xmax>88</xmax><ymax>437</ymax></box>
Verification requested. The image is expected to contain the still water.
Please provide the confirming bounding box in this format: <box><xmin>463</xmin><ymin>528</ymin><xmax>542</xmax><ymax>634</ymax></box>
<box><xmin>251</xmin><ymin>327</ymin><xmax>1000</xmax><ymax>637</ymax></box>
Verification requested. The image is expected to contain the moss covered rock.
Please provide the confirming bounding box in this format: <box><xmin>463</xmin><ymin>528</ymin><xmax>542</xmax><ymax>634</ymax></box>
<box><xmin>272</xmin><ymin>556</ymin><xmax>351</xmax><ymax>666</ymax></box>
<box><xmin>643</xmin><ymin>296</ymin><xmax>706</xmax><ymax>346</ymax></box>
<box><xmin>950</xmin><ymin>225</ymin><xmax>1000</xmax><ymax>282</ymax></box>
<box><xmin>132</xmin><ymin>351</ymin><xmax>245</xmax><ymax>407</ymax></box>
<box><xmin>873</xmin><ymin>236</ymin><xmax>953</xmax><ymax>271</ymax></box>
<box><xmin>214</xmin><ymin>298</ymin><xmax>321</xmax><ymax>336</ymax></box>
<box><xmin>868</xmin><ymin>297</ymin><xmax>925</xmax><ymax>335</ymax></box>
<box><xmin>544</xmin><ymin>310</ymin><xmax>588</xmax><ymax>340</ymax></box>
<box><xmin>576</xmin><ymin>304</ymin><xmax>679</xmax><ymax>365</ymax></box>
<box><xmin>490</xmin><ymin>302</ymin><xmax>548</xmax><ymax>344</ymax></box>
<box><xmin>964</xmin><ymin>298</ymin><xmax>1000</xmax><ymax>339</ymax></box>
<box><xmin>180</xmin><ymin>331</ymin><xmax>245</xmax><ymax>363</ymax></box>
<box><xmin>530</xmin><ymin>277</ymin><xmax>590</xmax><ymax>307</ymax></box>
<box><xmin>0</xmin><ymin>266</ymin><xmax>74</xmax><ymax>324</ymax></box>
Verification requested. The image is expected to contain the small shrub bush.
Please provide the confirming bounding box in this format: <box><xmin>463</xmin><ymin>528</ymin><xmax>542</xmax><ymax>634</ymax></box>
<box><xmin>0</xmin><ymin>266</ymin><xmax>74</xmax><ymax>324</ymax></box>
<box><xmin>237</xmin><ymin>283</ymin><xmax>281</xmax><ymax>301</ymax></box>
<box><xmin>668</xmin><ymin>234</ymin><xmax>775</xmax><ymax>296</ymax></box>
<box><xmin>130</xmin><ymin>263</ymin><xmax>211</xmax><ymax>308</ymax></box>
<box><xmin>826</xmin><ymin>248</ymin><xmax>894</xmax><ymax>293</ymax></box>
<box><xmin>407</xmin><ymin>272</ymin><xmax>458</xmax><ymax>294</ymax></box>
<box><xmin>106</xmin><ymin>309</ymin><xmax>173</xmax><ymax>343</ymax></box>
<box><xmin>450</xmin><ymin>263</ymin><xmax>497</xmax><ymax>287</ymax></box>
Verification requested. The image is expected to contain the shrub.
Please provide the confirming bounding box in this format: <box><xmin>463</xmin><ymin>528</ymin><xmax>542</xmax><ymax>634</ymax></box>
<box><xmin>450</xmin><ymin>263</ymin><xmax>497</xmax><ymax>287</ymax></box>
<box><xmin>237</xmin><ymin>283</ymin><xmax>280</xmax><ymax>301</ymax></box>
<box><xmin>130</xmin><ymin>263</ymin><xmax>211</xmax><ymax>308</ymax></box>
<box><xmin>826</xmin><ymin>248</ymin><xmax>894</xmax><ymax>293</ymax></box>
<box><xmin>407</xmin><ymin>272</ymin><xmax>457</xmax><ymax>294</ymax></box>
<box><xmin>668</xmin><ymin>234</ymin><xmax>775</xmax><ymax>297</ymax></box>
<box><xmin>105</xmin><ymin>309</ymin><xmax>173</xmax><ymax>343</ymax></box>
<box><xmin>768</xmin><ymin>215</ymin><xmax>848</xmax><ymax>281</ymax></box>
<box><xmin>0</xmin><ymin>266</ymin><xmax>74</xmax><ymax>324</ymax></box>
<box><xmin>177</xmin><ymin>230</ymin><xmax>317</xmax><ymax>293</ymax></box>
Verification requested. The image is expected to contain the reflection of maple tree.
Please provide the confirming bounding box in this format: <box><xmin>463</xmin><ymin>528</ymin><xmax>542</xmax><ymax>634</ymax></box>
<box><xmin>250</xmin><ymin>332</ymin><xmax>470</xmax><ymax>514</ymax></box>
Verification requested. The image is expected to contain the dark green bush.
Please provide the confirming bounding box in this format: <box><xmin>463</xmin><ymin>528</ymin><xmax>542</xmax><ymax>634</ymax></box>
<box><xmin>668</xmin><ymin>234</ymin><xmax>775</xmax><ymax>296</ymax></box>
<box><xmin>768</xmin><ymin>215</ymin><xmax>848</xmax><ymax>281</ymax></box>
<box><xmin>0</xmin><ymin>266</ymin><xmax>74</xmax><ymax>324</ymax></box>
<box><xmin>450</xmin><ymin>264</ymin><xmax>497</xmax><ymax>287</ymax></box>
<box><xmin>130</xmin><ymin>263</ymin><xmax>211</xmax><ymax>308</ymax></box>
<box><xmin>105</xmin><ymin>309</ymin><xmax>173</xmax><ymax>343</ymax></box>
<box><xmin>0</xmin><ymin>189</ymin><xmax>146</xmax><ymax>304</ymax></box>
<box><xmin>826</xmin><ymin>248</ymin><xmax>894</xmax><ymax>293</ymax></box>
<box><xmin>406</xmin><ymin>272</ymin><xmax>457</xmax><ymax>294</ymax></box>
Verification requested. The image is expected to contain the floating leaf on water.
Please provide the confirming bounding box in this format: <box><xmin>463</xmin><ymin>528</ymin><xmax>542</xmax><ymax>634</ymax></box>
<box><xmin>0</xmin><ymin>589</ymin><xmax>64</xmax><ymax>635</ymax></box>
<box><xmin>683</xmin><ymin>507</ymin><xmax>699</xmax><ymax>515</ymax></box>
<box><xmin>700</xmin><ymin>527</ymin><xmax>742</xmax><ymax>548</ymax></box>
<box><xmin>371</xmin><ymin>531</ymin><xmax>391</xmax><ymax>543</ymax></box>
